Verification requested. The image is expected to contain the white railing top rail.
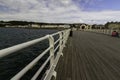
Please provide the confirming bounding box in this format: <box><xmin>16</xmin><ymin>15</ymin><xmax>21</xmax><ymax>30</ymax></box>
<box><xmin>0</xmin><ymin>29</ymin><xmax>70</xmax><ymax>80</ymax></box>
<box><xmin>0</xmin><ymin>35</ymin><xmax>49</xmax><ymax>58</ymax></box>
<box><xmin>85</xmin><ymin>29</ymin><xmax>120</xmax><ymax>36</ymax></box>
<box><xmin>0</xmin><ymin>29</ymin><xmax>68</xmax><ymax>58</ymax></box>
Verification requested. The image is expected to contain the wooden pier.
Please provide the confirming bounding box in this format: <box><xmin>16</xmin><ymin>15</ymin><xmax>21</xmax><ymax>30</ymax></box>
<box><xmin>55</xmin><ymin>31</ymin><xmax>120</xmax><ymax>80</ymax></box>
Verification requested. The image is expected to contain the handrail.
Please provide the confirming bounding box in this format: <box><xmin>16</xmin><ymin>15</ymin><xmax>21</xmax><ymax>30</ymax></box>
<box><xmin>85</xmin><ymin>29</ymin><xmax>120</xmax><ymax>35</ymax></box>
<box><xmin>0</xmin><ymin>29</ymin><xmax>70</xmax><ymax>80</ymax></box>
<box><xmin>0</xmin><ymin>35</ymin><xmax>49</xmax><ymax>58</ymax></box>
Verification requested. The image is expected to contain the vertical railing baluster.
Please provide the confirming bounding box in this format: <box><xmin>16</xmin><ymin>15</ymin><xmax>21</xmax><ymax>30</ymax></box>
<box><xmin>59</xmin><ymin>32</ymin><xmax>63</xmax><ymax>56</ymax></box>
<box><xmin>63</xmin><ymin>31</ymin><xmax>66</xmax><ymax>47</ymax></box>
<box><xmin>65</xmin><ymin>31</ymin><xmax>68</xmax><ymax>44</ymax></box>
<box><xmin>66</xmin><ymin>30</ymin><xmax>69</xmax><ymax>43</ymax></box>
<box><xmin>48</xmin><ymin>35</ymin><xmax>54</xmax><ymax>67</ymax></box>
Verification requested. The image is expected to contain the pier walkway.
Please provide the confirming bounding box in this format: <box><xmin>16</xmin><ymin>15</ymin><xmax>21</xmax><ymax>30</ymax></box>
<box><xmin>56</xmin><ymin>31</ymin><xmax>120</xmax><ymax>80</ymax></box>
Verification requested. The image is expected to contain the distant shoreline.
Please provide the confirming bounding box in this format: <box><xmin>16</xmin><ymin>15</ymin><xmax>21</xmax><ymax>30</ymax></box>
<box><xmin>0</xmin><ymin>26</ymin><xmax>68</xmax><ymax>30</ymax></box>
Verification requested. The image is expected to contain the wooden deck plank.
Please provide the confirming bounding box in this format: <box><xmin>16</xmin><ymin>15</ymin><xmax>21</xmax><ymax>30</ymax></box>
<box><xmin>55</xmin><ymin>31</ymin><xmax>120</xmax><ymax>80</ymax></box>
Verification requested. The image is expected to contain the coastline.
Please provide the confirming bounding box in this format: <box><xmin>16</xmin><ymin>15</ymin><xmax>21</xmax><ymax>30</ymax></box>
<box><xmin>0</xmin><ymin>26</ymin><xmax>69</xmax><ymax>30</ymax></box>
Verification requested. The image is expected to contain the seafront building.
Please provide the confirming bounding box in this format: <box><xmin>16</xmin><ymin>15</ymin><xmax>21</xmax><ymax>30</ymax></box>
<box><xmin>105</xmin><ymin>22</ymin><xmax>120</xmax><ymax>29</ymax></box>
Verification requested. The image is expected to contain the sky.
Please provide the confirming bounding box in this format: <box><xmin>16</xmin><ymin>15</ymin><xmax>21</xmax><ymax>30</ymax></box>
<box><xmin>0</xmin><ymin>0</ymin><xmax>120</xmax><ymax>24</ymax></box>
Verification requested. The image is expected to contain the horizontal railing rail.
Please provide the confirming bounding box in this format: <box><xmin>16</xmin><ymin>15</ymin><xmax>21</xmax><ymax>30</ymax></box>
<box><xmin>85</xmin><ymin>29</ymin><xmax>120</xmax><ymax>36</ymax></box>
<box><xmin>0</xmin><ymin>29</ymin><xmax>70</xmax><ymax>80</ymax></box>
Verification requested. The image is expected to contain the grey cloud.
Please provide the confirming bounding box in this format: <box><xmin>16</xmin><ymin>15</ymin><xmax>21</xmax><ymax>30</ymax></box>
<box><xmin>0</xmin><ymin>0</ymin><xmax>120</xmax><ymax>24</ymax></box>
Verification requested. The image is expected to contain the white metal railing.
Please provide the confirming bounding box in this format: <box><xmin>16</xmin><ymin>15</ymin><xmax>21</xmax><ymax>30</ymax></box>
<box><xmin>0</xmin><ymin>29</ymin><xmax>70</xmax><ymax>80</ymax></box>
<box><xmin>85</xmin><ymin>29</ymin><xmax>120</xmax><ymax>36</ymax></box>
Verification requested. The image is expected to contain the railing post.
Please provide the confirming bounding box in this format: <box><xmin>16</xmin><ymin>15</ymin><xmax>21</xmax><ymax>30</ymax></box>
<box><xmin>48</xmin><ymin>35</ymin><xmax>54</xmax><ymax>67</ymax></box>
<box><xmin>64</xmin><ymin>31</ymin><xmax>67</xmax><ymax>44</ymax></box>
<box><xmin>64</xmin><ymin>31</ymin><xmax>68</xmax><ymax>45</ymax></box>
<box><xmin>59</xmin><ymin>32</ymin><xmax>63</xmax><ymax>56</ymax></box>
<box><xmin>63</xmin><ymin>31</ymin><xmax>66</xmax><ymax>47</ymax></box>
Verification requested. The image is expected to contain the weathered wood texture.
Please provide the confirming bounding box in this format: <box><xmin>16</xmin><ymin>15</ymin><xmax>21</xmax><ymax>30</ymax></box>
<box><xmin>55</xmin><ymin>31</ymin><xmax>120</xmax><ymax>80</ymax></box>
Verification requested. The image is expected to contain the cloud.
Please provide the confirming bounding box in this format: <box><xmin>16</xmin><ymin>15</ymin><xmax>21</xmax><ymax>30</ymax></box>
<box><xmin>0</xmin><ymin>0</ymin><xmax>120</xmax><ymax>24</ymax></box>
